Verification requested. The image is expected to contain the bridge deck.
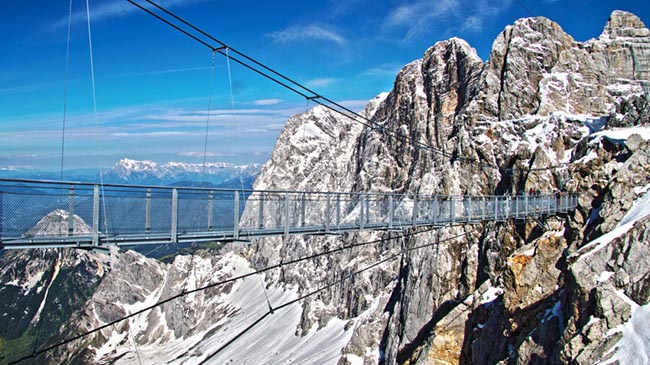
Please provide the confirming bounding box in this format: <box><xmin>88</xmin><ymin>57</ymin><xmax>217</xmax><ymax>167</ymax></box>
<box><xmin>0</xmin><ymin>178</ymin><xmax>577</xmax><ymax>250</ymax></box>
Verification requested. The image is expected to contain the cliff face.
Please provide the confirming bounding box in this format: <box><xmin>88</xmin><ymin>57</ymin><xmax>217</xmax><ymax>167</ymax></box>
<box><xmin>243</xmin><ymin>10</ymin><xmax>650</xmax><ymax>365</ymax></box>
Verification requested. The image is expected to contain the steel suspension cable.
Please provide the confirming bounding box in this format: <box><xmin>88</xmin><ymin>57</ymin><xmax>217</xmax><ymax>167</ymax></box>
<box><xmin>33</xmin><ymin>0</ymin><xmax>74</xmax><ymax>355</ymax></box>
<box><xmin>85</xmin><ymin>0</ymin><xmax>141</xmax><ymax>363</ymax></box>
<box><xmin>59</xmin><ymin>0</ymin><xmax>74</xmax><ymax>182</ymax></box>
<box><xmin>225</xmin><ymin>48</ymin><xmax>245</xmax><ymax>193</ymax></box>
<box><xmin>197</xmin><ymin>229</ymin><xmax>475</xmax><ymax>363</ymax></box>
<box><xmin>200</xmin><ymin>50</ymin><xmax>218</xmax><ymax>185</ymax></box>
<box><xmin>126</xmin><ymin>0</ymin><xmax>569</xmax><ymax>176</ymax></box>
<box><xmin>128</xmin><ymin>0</ymin><xmax>470</xmax><ymax>166</ymax></box>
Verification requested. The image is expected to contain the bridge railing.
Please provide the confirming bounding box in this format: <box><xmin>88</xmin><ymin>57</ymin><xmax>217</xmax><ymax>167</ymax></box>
<box><xmin>0</xmin><ymin>178</ymin><xmax>578</xmax><ymax>248</ymax></box>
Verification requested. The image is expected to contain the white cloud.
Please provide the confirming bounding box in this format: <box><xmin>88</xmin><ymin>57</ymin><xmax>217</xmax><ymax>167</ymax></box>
<box><xmin>306</xmin><ymin>78</ymin><xmax>337</xmax><ymax>87</ymax></box>
<box><xmin>177</xmin><ymin>151</ymin><xmax>233</xmax><ymax>157</ymax></box>
<box><xmin>462</xmin><ymin>16</ymin><xmax>483</xmax><ymax>32</ymax></box>
<box><xmin>251</xmin><ymin>98</ymin><xmax>283</xmax><ymax>106</ymax></box>
<box><xmin>384</xmin><ymin>0</ymin><xmax>512</xmax><ymax>41</ymax></box>
<box><xmin>361</xmin><ymin>62</ymin><xmax>404</xmax><ymax>77</ymax></box>
<box><xmin>267</xmin><ymin>24</ymin><xmax>346</xmax><ymax>47</ymax></box>
<box><xmin>47</xmin><ymin>0</ymin><xmax>206</xmax><ymax>31</ymax></box>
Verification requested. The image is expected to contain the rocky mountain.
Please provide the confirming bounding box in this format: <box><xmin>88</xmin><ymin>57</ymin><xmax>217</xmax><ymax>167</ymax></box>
<box><xmin>105</xmin><ymin>158</ymin><xmax>262</xmax><ymax>187</ymax></box>
<box><xmin>1</xmin><ymin>9</ymin><xmax>649</xmax><ymax>365</ymax></box>
<box><xmin>241</xmin><ymin>9</ymin><xmax>650</xmax><ymax>365</ymax></box>
<box><xmin>0</xmin><ymin>158</ymin><xmax>261</xmax><ymax>188</ymax></box>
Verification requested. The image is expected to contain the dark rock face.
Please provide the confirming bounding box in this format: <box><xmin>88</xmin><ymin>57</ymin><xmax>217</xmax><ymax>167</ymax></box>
<box><xmin>0</xmin><ymin>249</ymin><xmax>105</xmax><ymax>364</ymax></box>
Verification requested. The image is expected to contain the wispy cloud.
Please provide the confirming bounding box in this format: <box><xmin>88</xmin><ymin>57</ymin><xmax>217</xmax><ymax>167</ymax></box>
<box><xmin>251</xmin><ymin>98</ymin><xmax>283</xmax><ymax>106</ymax></box>
<box><xmin>384</xmin><ymin>0</ymin><xmax>512</xmax><ymax>41</ymax></box>
<box><xmin>306</xmin><ymin>78</ymin><xmax>337</xmax><ymax>88</ymax></box>
<box><xmin>361</xmin><ymin>62</ymin><xmax>404</xmax><ymax>77</ymax></box>
<box><xmin>177</xmin><ymin>151</ymin><xmax>234</xmax><ymax>157</ymax></box>
<box><xmin>46</xmin><ymin>0</ymin><xmax>206</xmax><ymax>31</ymax></box>
<box><xmin>267</xmin><ymin>24</ymin><xmax>347</xmax><ymax>47</ymax></box>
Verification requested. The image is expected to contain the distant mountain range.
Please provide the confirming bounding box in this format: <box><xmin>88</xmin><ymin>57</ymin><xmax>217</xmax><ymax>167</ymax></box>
<box><xmin>0</xmin><ymin>158</ymin><xmax>262</xmax><ymax>188</ymax></box>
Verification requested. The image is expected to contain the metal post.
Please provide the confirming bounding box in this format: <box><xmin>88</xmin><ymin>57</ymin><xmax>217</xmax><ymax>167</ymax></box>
<box><xmin>258</xmin><ymin>191</ymin><xmax>264</xmax><ymax>229</ymax></box>
<box><xmin>325</xmin><ymin>194</ymin><xmax>331</xmax><ymax>232</ymax></box>
<box><xmin>336</xmin><ymin>193</ymin><xmax>341</xmax><ymax>228</ymax></box>
<box><xmin>68</xmin><ymin>186</ymin><xmax>75</xmax><ymax>236</ymax></box>
<box><xmin>0</xmin><ymin>191</ymin><xmax>3</xmax><ymax>241</ymax></box>
<box><xmin>412</xmin><ymin>195</ymin><xmax>418</xmax><ymax>226</ymax></box>
<box><xmin>365</xmin><ymin>195</ymin><xmax>370</xmax><ymax>225</ymax></box>
<box><xmin>388</xmin><ymin>195</ymin><xmax>394</xmax><ymax>228</ymax></box>
<box><xmin>234</xmin><ymin>191</ymin><xmax>240</xmax><ymax>240</ymax></box>
<box><xmin>283</xmin><ymin>192</ymin><xmax>289</xmax><ymax>237</ymax></box>
<box><xmin>92</xmin><ymin>185</ymin><xmax>99</xmax><ymax>246</ymax></box>
<box><xmin>451</xmin><ymin>197</ymin><xmax>455</xmax><ymax>225</ymax></box>
<box><xmin>466</xmin><ymin>196</ymin><xmax>472</xmax><ymax>222</ymax></box>
<box><xmin>525</xmin><ymin>194</ymin><xmax>529</xmax><ymax>217</ymax></box>
<box><xmin>208</xmin><ymin>191</ymin><xmax>214</xmax><ymax>231</ymax></box>
<box><xmin>359</xmin><ymin>194</ymin><xmax>365</xmax><ymax>229</ymax></box>
<box><xmin>145</xmin><ymin>188</ymin><xmax>151</xmax><ymax>234</ymax></box>
<box><xmin>171</xmin><ymin>188</ymin><xmax>178</xmax><ymax>243</ymax></box>
<box><xmin>432</xmin><ymin>196</ymin><xmax>437</xmax><ymax>225</ymax></box>
<box><xmin>515</xmin><ymin>195</ymin><xmax>519</xmax><ymax>218</ymax></box>
<box><xmin>482</xmin><ymin>196</ymin><xmax>486</xmax><ymax>220</ymax></box>
<box><xmin>301</xmin><ymin>193</ymin><xmax>306</xmax><ymax>227</ymax></box>
<box><xmin>494</xmin><ymin>196</ymin><xmax>498</xmax><ymax>220</ymax></box>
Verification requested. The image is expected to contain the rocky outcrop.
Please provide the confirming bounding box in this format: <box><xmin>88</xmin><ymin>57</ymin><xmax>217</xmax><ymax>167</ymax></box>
<box><xmin>242</xmin><ymin>9</ymin><xmax>650</xmax><ymax>365</ymax></box>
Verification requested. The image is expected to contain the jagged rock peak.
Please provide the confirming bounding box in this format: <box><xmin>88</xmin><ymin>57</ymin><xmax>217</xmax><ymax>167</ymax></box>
<box><xmin>601</xmin><ymin>10</ymin><xmax>650</xmax><ymax>39</ymax></box>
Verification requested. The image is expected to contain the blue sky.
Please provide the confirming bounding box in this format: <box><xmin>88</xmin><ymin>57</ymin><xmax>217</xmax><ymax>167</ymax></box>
<box><xmin>0</xmin><ymin>0</ymin><xmax>648</xmax><ymax>171</ymax></box>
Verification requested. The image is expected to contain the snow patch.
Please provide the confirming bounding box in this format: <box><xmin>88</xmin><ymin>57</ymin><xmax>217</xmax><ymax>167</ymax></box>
<box><xmin>591</xmin><ymin>126</ymin><xmax>650</xmax><ymax>145</ymax></box>
<box><xmin>597</xmin><ymin>271</ymin><xmax>615</xmax><ymax>284</ymax></box>
<box><xmin>481</xmin><ymin>286</ymin><xmax>504</xmax><ymax>304</ymax></box>
<box><xmin>602</xmin><ymin>303</ymin><xmax>650</xmax><ymax>365</ymax></box>
<box><xmin>577</xmin><ymin>189</ymin><xmax>650</xmax><ymax>260</ymax></box>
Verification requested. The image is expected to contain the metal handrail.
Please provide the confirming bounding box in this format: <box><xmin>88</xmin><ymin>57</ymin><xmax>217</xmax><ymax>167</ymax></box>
<box><xmin>0</xmin><ymin>178</ymin><xmax>579</xmax><ymax>250</ymax></box>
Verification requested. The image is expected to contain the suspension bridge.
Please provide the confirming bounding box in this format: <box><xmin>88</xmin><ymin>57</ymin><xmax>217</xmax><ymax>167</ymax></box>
<box><xmin>0</xmin><ymin>177</ymin><xmax>577</xmax><ymax>250</ymax></box>
<box><xmin>0</xmin><ymin>0</ymin><xmax>579</xmax><ymax>253</ymax></box>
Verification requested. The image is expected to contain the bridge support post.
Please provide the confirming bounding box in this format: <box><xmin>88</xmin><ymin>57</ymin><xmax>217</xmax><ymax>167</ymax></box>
<box><xmin>92</xmin><ymin>185</ymin><xmax>99</xmax><ymax>246</ymax></box>
<box><xmin>234</xmin><ymin>191</ymin><xmax>240</xmax><ymax>240</ymax></box>
<box><xmin>68</xmin><ymin>186</ymin><xmax>75</xmax><ymax>236</ymax></box>
<box><xmin>171</xmin><ymin>188</ymin><xmax>178</xmax><ymax>243</ymax></box>
<box><xmin>300</xmin><ymin>193</ymin><xmax>306</xmax><ymax>227</ymax></box>
<box><xmin>365</xmin><ymin>195</ymin><xmax>370</xmax><ymax>225</ymax></box>
<box><xmin>336</xmin><ymin>193</ymin><xmax>341</xmax><ymax>228</ymax></box>
<box><xmin>432</xmin><ymin>196</ymin><xmax>437</xmax><ymax>225</ymax></box>
<box><xmin>145</xmin><ymin>188</ymin><xmax>151</xmax><ymax>234</ymax></box>
<box><xmin>515</xmin><ymin>195</ymin><xmax>519</xmax><ymax>219</ymax></box>
<box><xmin>0</xmin><ymin>191</ymin><xmax>3</xmax><ymax>241</ymax></box>
<box><xmin>360</xmin><ymin>194</ymin><xmax>365</xmax><ymax>230</ymax></box>
<box><xmin>482</xmin><ymin>196</ymin><xmax>486</xmax><ymax>220</ymax></box>
<box><xmin>257</xmin><ymin>191</ymin><xmax>264</xmax><ymax>229</ymax></box>
<box><xmin>525</xmin><ymin>194</ymin><xmax>529</xmax><ymax>218</ymax></box>
<box><xmin>388</xmin><ymin>195</ymin><xmax>394</xmax><ymax>228</ymax></box>
<box><xmin>412</xmin><ymin>195</ymin><xmax>418</xmax><ymax>226</ymax></box>
<box><xmin>208</xmin><ymin>191</ymin><xmax>214</xmax><ymax>231</ymax></box>
<box><xmin>494</xmin><ymin>196</ymin><xmax>498</xmax><ymax>221</ymax></box>
<box><xmin>283</xmin><ymin>192</ymin><xmax>289</xmax><ymax>238</ymax></box>
<box><xmin>325</xmin><ymin>194</ymin><xmax>331</xmax><ymax>232</ymax></box>
<box><xmin>466</xmin><ymin>196</ymin><xmax>472</xmax><ymax>222</ymax></box>
<box><xmin>450</xmin><ymin>197</ymin><xmax>455</xmax><ymax>225</ymax></box>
